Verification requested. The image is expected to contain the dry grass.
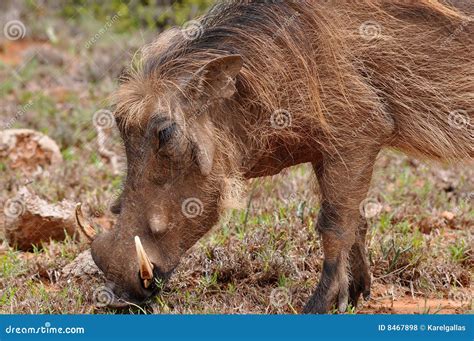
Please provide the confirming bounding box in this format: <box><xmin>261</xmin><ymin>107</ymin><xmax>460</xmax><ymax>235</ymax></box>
<box><xmin>1</xmin><ymin>149</ymin><xmax>472</xmax><ymax>314</ymax></box>
<box><xmin>0</xmin><ymin>2</ymin><xmax>472</xmax><ymax>315</ymax></box>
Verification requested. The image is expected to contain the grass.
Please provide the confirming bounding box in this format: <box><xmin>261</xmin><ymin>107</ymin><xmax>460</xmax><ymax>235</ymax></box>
<box><xmin>449</xmin><ymin>240</ymin><xmax>470</xmax><ymax>263</ymax></box>
<box><xmin>0</xmin><ymin>2</ymin><xmax>472</xmax><ymax>315</ymax></box>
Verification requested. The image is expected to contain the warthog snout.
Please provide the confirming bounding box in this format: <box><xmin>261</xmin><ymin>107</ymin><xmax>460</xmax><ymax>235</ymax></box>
<box><xmin>77</xmin><ymin>203</ymin><xmax>171</xmax><ymax>304</ymax></box>
<box><xmin>91</xmin><ymin>230</ymin><xmax>173</xmax><ymax>305</ymax></box>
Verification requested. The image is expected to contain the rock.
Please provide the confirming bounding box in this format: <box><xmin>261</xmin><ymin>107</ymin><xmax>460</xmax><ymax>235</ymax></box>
<box><xmin>441</xmin><ymin>211</ymin><xmax>455</xmax><ymax>221</ymax></box>
<box><xmin>62</xmin><ymin>249</ymin><xmax>102</xmax><ymax>279</ymax></box>
<box><xmin>0</xmin><ymin>129</ymin><xmax>62</xmax><ymax>176</ymax></box>
<box><xmin>4</xmin><ymin>187</ymin><xmax>76</xmax><ymax>251</ymax></box>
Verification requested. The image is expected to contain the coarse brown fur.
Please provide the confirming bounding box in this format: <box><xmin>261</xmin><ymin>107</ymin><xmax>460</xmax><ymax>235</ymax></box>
<box><xmin>91</xmin><ymin>0</ymin><xmax>473</xmax><ymax>313</ymax></box>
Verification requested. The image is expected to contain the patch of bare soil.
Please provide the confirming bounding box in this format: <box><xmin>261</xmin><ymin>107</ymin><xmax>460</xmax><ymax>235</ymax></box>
<box><xmin>359</xmin><ymin>284</ymin><xmax>472</xmax><ymax>314</ymax></box>
<box><xmin>0</xmin><ymin>40</ymin><xmax>48</xmax><ymax>65</ymax></box>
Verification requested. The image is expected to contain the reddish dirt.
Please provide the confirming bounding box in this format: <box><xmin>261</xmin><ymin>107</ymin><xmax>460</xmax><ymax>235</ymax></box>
<box><xmin>359</xmin><ymin>284</ymin><xmax>472</xmax><ymax>314</ymax></box>
<box><xmin>0</xmin><ymin>40</ymin><xmax>48</xmax><ymax>65</ymax></box>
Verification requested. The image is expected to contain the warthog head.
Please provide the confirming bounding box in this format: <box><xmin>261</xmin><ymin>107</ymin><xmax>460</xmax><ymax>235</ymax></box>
<box><xmin>87</xmin><ymin>47</ymin><xmax>245</xmax><ymax>304</ymax></box>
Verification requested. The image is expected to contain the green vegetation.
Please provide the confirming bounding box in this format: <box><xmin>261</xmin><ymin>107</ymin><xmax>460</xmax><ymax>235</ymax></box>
<box><xmin>60</xmin><ymin>0</ymin><xmax>214</xmax><ymax>31</ymax></box>
<box><xmin>0</xmin><ymin>0</ymin><xmax>471</xmax><ymax>315</ymax></box>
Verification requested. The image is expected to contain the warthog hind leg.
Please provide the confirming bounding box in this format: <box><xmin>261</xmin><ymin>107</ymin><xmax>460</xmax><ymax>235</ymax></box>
<box><xmin>348</xmin><ymin>219</ymin><xmax>371</xmax><ymax>307</ymax></box>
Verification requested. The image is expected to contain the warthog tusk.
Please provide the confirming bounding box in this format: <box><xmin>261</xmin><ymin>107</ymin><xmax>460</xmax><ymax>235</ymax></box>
<box><xmin>75</xmin><ymin>203</ymin><xmax>97</xmax><ymax>242</ymax></box>
<box><xmin>134</xmin><ymin>236</ymin><xmax>154</xmax><ymax>288</ymax></box>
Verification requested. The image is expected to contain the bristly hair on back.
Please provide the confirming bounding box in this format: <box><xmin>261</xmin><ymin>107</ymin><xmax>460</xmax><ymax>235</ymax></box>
<box><xmin>114</xmin><ymin>0</ymin><xmax>472</xmax><ymax>161</ymax></box>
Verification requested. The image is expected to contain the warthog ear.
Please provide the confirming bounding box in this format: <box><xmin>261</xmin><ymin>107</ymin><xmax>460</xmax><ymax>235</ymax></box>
<box><xmin>191</xmin><ymin>118</ymin><xmax>215</xmax><ymax>176</ymax></box>
<box><xmin>184</xmin><ymin>55</ymin><xmax>242</xmax><ymax>175</ymax></box>
<box><xmin>188</xmin><ymin>55</ymin><xmax>243</xmax><ymax>101</ymax></box>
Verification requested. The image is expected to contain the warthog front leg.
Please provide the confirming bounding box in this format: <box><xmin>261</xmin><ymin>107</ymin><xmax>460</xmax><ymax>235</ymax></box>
<box><xmin>303</xmin><ymin>151</ymin><xmax>378</xmax><ymax>314</ymax></box>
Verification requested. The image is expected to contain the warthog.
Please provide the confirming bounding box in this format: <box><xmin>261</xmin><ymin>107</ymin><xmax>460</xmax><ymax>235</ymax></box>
<box><xmin>79</xmin><ymin>0</ymin><xmax>473</xmax><ymax>313</ymax></box>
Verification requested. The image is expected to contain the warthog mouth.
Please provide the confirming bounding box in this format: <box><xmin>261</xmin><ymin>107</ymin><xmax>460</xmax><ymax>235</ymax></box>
<box><xmin>75</xmin><ymin>203</ymin><xmax>174</xmax><ymax>308</ymax></box>
<box><xmin>104</xmin><ymin>275</ymin><xmax>173</xmax><ymax>309</ymax></box>
<box><xmin>99</xmin><ymin>266</ymin><xmax>174</xmax><ymax>310</ymax></box>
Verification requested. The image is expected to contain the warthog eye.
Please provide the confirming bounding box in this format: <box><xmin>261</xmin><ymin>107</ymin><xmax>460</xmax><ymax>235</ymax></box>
<box><xmin>158</xmin><ymin>123</ymin><xmax>177</xmax><ymax>148</ymax></box>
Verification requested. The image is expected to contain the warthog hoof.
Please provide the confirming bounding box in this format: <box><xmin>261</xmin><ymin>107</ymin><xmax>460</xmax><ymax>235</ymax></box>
<box><xmin>302</xmin><ymin>258</ymin><xmax>350</xmax><ymax>314</ymax></box>
<box><xmin>348</xmin><ymin>240</ymin><xmax>371</xmax><ymax>308</ymax></box>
